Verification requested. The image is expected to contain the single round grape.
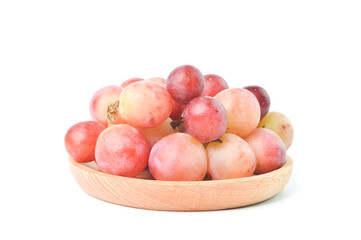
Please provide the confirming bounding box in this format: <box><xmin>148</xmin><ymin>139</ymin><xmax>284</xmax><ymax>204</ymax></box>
<box><xmin>258</xmin><ymin>111</ymin><xmax>294</xmax><ymax>149</ymax></box>
<box><xmin>119</xmin><ymin>81</ymin><xmax>172</xmax><ymax>128</ymax></box>
<box><xmin>65</xmin><ymin>121</ymin><xmax>105</xmax><ymax>163</ymax></box>
<box><xmin>149</xmin><ymin>133</ymin><xmax>207</xmax><ymax>181</ymax></box>
<box><xmin>206</xmin><ymin>133</ymin><xmax>256</xmax><ymax>180</ymax></box>
<box><xmin>244</xmin><ymin>128</ymin><xmax>286</xmax><ymax>174</ymax></box>
<box><xmin>166</xmin><ymin>65</ymin><xmax>204</xmax><ymax>105</ymax></box>
<box><xmin>183</xmin><ymin>96</ymin><xmax>227</xmax><ymax>143</ymax></box>
<box><xmin>244</xmin><ymin>85</ymin><xmax>270</xmax><ymax>119</ymax></box>
<box><xmin>214</xmin><ymin>88</ymin><xmax>260</xmax><ymax>137</ymax></box>
<box><xmin>137</xmin><ymin>118</ymin><xmax>177</xmax><ymax>148</ymax></box>
<box><xmin>95</xmin><ymin>124</ymin><xmax>150</xmax><ymax>177</ymax></box>
<box><xmin>89</xmin><ymin>85</ymin><xmax>124</xmax><ymax>127</ymax></box>
<box><xmin>120</xmin><ymin>77</ymin><xmax>144</xmax><ymax>88</ymax></box>
<box><xmin>202</xmin><ymin>74</ymin><xmax>229</xmax><ymax>97</ymax></box>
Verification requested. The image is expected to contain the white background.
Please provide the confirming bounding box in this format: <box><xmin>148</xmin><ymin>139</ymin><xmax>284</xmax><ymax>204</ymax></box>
<box><xmin>1</xmin><ymin>0</ymin><xmax>360</xmax><ymax>239</ymax></box>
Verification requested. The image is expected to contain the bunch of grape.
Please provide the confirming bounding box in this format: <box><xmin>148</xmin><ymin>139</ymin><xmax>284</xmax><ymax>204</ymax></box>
<box><xmin>65</xmin><ymin>65</ymin><xmax>294</xmax><ymax>181</ymax></box>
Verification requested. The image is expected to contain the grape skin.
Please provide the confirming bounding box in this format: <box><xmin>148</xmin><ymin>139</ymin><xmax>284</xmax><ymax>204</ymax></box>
<box><xmin>202</xmin><ymin>74</ymin><xmax>229</xmax><ymax>97</ymax></box>
<box><xmin>206</xmin><ymin>133</ymin><xmax>256</xmax><ymax>180</ymax></box>
<box><xmin>183</xmin><ymin>96</ymin><xmax>227</xmax><ymax>143</ymax></box>
<box><xmin>137</xmin><ymin>118</ymin><xmax>176</xmax><ymax>148</ymax></box>
<box><xmin>149</xmin><ymin>133</ymin><xmax>207</xmax><ymax>181</ymax></box>
<box><xmin>215</xmin><ymin>88</ymin><xmax>260</xmax><ymax>137</ymax></box>
<box><xmin>166</xmin><ymin>65</ymin><xmax>204</xmax><ymax>105</ymax></box>
<box><xmin>65</xmin><ymin>121</ymin><xmax>105</xmax><ymax>163</ymax></box>
<box><xmin>119</xmin><ymin>81</ymin><xmax>172</xmax><ymax>128</ymax></box>
<box><xmin>89</xmin><ymin>85</ymin><xmax>124</xmax><ymax>127</ymax></box>
<box><xmin>244</xmin><ymin>128</ymin><xmax>286</xmax><ymax>174</ymax></box>
<box><xmin>95</xmin><ymin>124</ymin><xmax>150</xmax><ymax>177</ymax></box>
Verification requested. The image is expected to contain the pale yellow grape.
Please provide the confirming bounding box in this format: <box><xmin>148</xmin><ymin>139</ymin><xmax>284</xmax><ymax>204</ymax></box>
<box><xmin>258</xmin><ymin>111</ymin><xmax>294</xmax><ymax>149</ymax></box>
<box><xmin>214</xmin><ymin>88</ymin><xmax>260</xmax><ymax>137</ymax></box>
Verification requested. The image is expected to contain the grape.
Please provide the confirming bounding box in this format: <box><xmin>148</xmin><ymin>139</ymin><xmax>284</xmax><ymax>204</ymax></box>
<box><xmin>120</xmin><ymin>77</ymin><xmax>144</xmax><ymax>88</ymax></box>
<box><xmin>95</xmin><ymin>124</ymin><xmax>150</xmax><ymax>177</ymax></box>
<box><xmin>65</xmin><ymin>121</ymin><xmax>105</xmax><ymax>163</ymax></box>
<box><xmin>202</xmin><ymin>74</ymin><xmax>229</xmax><ymax>97</ymax></box>
<box><xmin>214</xmin><ymin>88</ymin><xmax>260</xmax><ymax>137</ymax></box>
<box><xmin>244</xmin><ymin>128</ymin><xmax>286</xmax><ymax>174</ymax></box>
<box><xmin>148</xmin><ymin>133</ymin><xmax>207</xmax><ymax>181</ymax></box>
<box><xmin>146</xmin><ymin>77</ymin><xmax>166</xmax><ymax>88</ymax></box>
<box><xmin>206</xmin><ymin>133</ymin><xmax>256</xmax><ymax>180</ymax></box>
<box><xmin>137</xmin><ymin>118</ymin><xmax>176</xmax><ymax>148</ymax></box>
<box><xmin>244</xmin><ymin>85</ymin><xmax>270</xmax><ymax>119</ymax></box>
<box><xmin>89</xmin><ymin>85</ymin><xmax>124</xmax><ymax>127</ymax></box>
<box><xmin>258</xmin><ymin>111</ymin><xmax>294</xmax><ymax>149</ymax></box>
<box><xmin>183</xmin><ymin>96</ymin><xmax>227</xmax><ymax>143</ymax></box>
<box><xmin>166</xmin><ymin>65</ymin><xmax>204</xmax><ymax>105</ymax></box>
<box><xmin>119</xmin><ymin>81</ymin><xmax>172</xmax><ymax>128</ymax></box>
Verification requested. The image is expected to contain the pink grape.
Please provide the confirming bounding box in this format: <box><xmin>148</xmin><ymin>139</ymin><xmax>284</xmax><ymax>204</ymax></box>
<box><xmin>244</xmin><ymin>128</ymin><xmax>286</xmax><ymax>174</ymax></box>
<box><xmin>166</xmin><ymin>65</ymin><xmax>204</xmax><ymax>105</ymax></box>
<box><xmin>119</xmin><ymin>81</ymin><xmax>172</xmax><ymax>128</ymax></box>
<box><xmin>120</xmin><ymin>77</ymin><xmax>144</xmax><ymax>88</ymax></box>
<box><xmin>214</xmin><ymin>88</ymin><xmax>260</xmax><ymax>137</ymax></box>
<box><xmin>137</xmin><ymin>118</ymin><xmax>177</xmax><ymax>148</ymax></box>
<box><xmin>206</xmin><ymin>133</ymin><xmax>256</xmax><ymax>180</ymax></box>
<box><xmin>95</xmin><ymin>124</ymin><xmax>150</xmax><ymax>177</ymax></box>
<box><xmin>65</xmin><ymin>121</ymin><xmax>105</xmax><ymax>163</ymax></box>
<box><xmin>89</xmin><ymin>85</ymin><xmax>124</xmax><ymax>127</ymax></box>
<box><xmin>149</xmin><ymin>133</ymin><xmax>207</xmax><ymax>181</ymax></box>
<box><xmin>183</xmin><ymin>96</ymin><xmax>227</xmax><ymax>143</ymax></box>
<box><xmin>244</xmin><ymin>85</ymin><xmax>270</xmax><ymax>119</ymax></box>
<box><xmin>202</xmin><ymin>74</ymin><xmax>229</xmax><ymax>97</ymax></box>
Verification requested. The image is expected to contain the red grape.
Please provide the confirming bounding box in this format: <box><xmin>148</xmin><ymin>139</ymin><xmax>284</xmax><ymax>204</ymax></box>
<box><xmin>89</xmin><ymin>85</ymin><xmax>124</xmax><ymax>127</ymax></box>
<box><xmin>244</xmin><ymin>85</ymin><xmax>270</xmax><ymax>119</ymax></box>
<box><xmin>120</xmin><ymin>77</ymin><xmax>144</xmax><ymax>88</ymax></box>
<box><xmin>119</xmin><ymin>81</ymin><xmax>172</xmax><ymax>128</ymax></box>
<box><xmin>149</xmin><ymin>133</ymin><xmax>207</xmax><ymax>181</ymax></box>
<box><xmin>166</xmin><ymin>65</ymin><xmax>204</xmax><ymax>105</ymax></box>
<box><xmin>202</xmin><ymin>74</ymin><xmax>229</xmax><ymax>97</ymax></box>
<box><xmin>65</xmin><ymin>121</ymin><xmax>105</xmax><ymax>163</ymax></box>
<box><xmin>244</xmin><ymin>128</ymin><xmax>286</xmax><ymax>174</ymax></box>
<box><xmin>183</xmin><ymin>96</ymin><xmax>227</xmax><ymax>143</ymax></box>
<box><xmin>95</xmin><ymin>124</ymin><xmax>150</xmax><ymax>177</ymax></box>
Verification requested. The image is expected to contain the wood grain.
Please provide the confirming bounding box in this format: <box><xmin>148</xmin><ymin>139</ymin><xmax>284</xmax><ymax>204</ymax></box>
<box><xmin>69</xmin><ymin>156</ymin><xmax>293</xmax><ymax>211</ymax></box>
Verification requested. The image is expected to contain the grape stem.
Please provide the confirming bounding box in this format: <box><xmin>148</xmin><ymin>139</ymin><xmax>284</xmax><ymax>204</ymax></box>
<box><xmin>107</xmin><ymin>101</ymin><xmax>119</xmax><ymax>127</ymax></box>
<box><xmin>170</xmin><ymin>117</ymin><xmax>183</xmax><ymax>129</ymax></box>
<box><xmin>211</xmin><ymin>139</ymin><xmax>223</xmax><ymax>143</ymax></box>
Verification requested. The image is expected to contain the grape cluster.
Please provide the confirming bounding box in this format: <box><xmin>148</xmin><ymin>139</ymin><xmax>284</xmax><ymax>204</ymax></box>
<box><xmin>65</xmin><ymin>65</ymin><xmax>294</xmax><ymax>181</ymax></box>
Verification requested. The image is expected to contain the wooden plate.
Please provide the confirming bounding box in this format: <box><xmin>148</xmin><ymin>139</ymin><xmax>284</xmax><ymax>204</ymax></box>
<box><xmin>69</xmin><ymin>156</ymin><xmax>293</xmax><ymax>211</ymax></box>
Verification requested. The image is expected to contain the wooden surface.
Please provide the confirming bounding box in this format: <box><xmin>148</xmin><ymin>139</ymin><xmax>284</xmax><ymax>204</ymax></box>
<box><xmin>69</xmin><ymin>156</ymin><xmax>293</xmax><ymax>211</ymax></box>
